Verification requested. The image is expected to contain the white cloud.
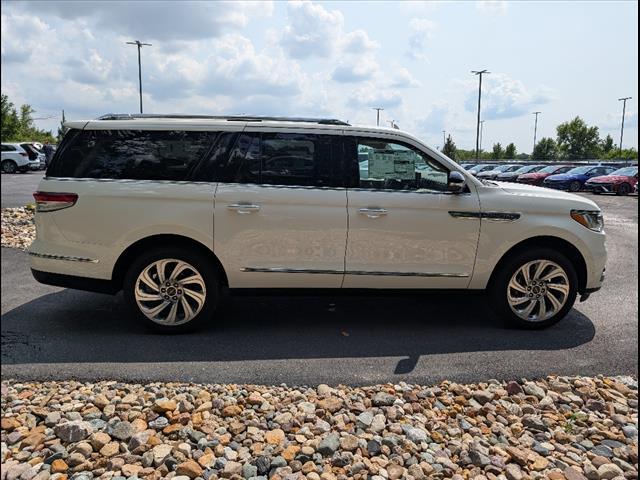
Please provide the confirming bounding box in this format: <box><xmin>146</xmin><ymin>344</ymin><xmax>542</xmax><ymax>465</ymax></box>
<box><xmin>475</xmin><ymin>1</ymin><xmax>508</xmax><ymax>15</ymax></box>
<box><xmin>601</xmin><ymin>110</ymin><xmax>637</xmax><ymax>130</ymax></box>
<box><xmin>406</xmin><ymin>18</ymin><xmax>437</xmax><ymax>61</ymax></box>
<box><xmin>280</xmin><ymin>0</ymin><xmax>344</xmax><ymax>59</ymax></box>
<box><xmin>332</xmin><ymin>57</ymin><xmax>379</xmax><ymax>83</ymax></box>
<box><xmin>347</xmin><ymin>84</ymin><xmax>403</xmax><ymax>109</ymax></box>
<box><xmin>461</xmin><ymin>73</ymin><xmax>554</xmax><ymax>120</ymax></box>
<box><xmin>341</xmin><ymin>30</ymin><xmax>379</xmax><ymax>54</ymax></box>
<box><xmin>388</xmin><ymin>68</ymin><xmax>422</xmax><ymax>88</ymax></box>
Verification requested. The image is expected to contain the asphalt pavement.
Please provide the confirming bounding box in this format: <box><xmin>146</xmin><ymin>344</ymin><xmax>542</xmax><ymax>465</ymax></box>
<box><xmin>1</xmin><ymin>182</ymin><xmax>637</xmax><ymax>386</ymax></box>
<box><xmin>1</xmin><ymin>171</ymin><xmax>44</xmax><ymax>208</ymax></box>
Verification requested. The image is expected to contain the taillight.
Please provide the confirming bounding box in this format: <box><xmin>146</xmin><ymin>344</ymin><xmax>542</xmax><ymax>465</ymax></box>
<box><xmin>33</xmin><ymin>192</ymin><xmax>78</xmax><ymax>212</ymax></box>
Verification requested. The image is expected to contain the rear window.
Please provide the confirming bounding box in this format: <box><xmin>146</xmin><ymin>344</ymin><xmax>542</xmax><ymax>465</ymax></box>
<box><xmin>47</xmin><ymin>129</ymin><xmax>215</xmax><ymax>181</ymax></box>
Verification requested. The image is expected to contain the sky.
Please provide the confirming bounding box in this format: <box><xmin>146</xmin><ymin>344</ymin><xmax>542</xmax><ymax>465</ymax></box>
<box><xmin>1</xmin><ymin>0</ymin><xmax>638</xmax><ymax>153</ymax></box>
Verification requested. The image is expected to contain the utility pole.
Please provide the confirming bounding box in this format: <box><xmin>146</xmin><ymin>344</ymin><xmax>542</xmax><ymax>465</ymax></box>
<box><xmin>532</xmin><ymin>111</ymin><xmax>541</xmax><ymax>152</ymax></box>
<box><xmin>372</xmin><ymin>107</ymin><xmax>384</xmax><ymax>126</ymax></box>
<box><xmin>618</xmin><ymin>97</ymin><xmax>632</xmax><ymax>157</ymax></box>
<box><xmin>442</xmin><ymin>130</ymin><xmax>446</xmax><ymax>146</ymax></box>
<box><xmin>479</xmin><ymin>120</ymin><xmax>485</xmax><ymax>155</ymax></box>
<box><xmin>471</xmin><ymin>69</ymin><xmax>489</xmax><ymax>160</ymax></box>
<box><xmin>126</xmin><ymin>40</ymin><xmax>152</xmax><ymax>113</ymax></box>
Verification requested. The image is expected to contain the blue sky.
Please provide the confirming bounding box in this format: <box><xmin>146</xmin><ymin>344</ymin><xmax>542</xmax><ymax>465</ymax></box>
<box><xmin>1</xmin><ymin>0</ymin><xmax>637</xmax><ymax>153</ymax></box>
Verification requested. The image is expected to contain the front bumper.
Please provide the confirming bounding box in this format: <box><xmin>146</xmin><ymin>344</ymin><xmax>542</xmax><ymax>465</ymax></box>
<box><xmin>584</xmin><ymin>183</ymin><xmax>615</xmax><ymax>193</ymax></box>
<box><xmin>543</xmin><ymin>181</ymin><xmax>571</xmax><ymax>190</ymax></box>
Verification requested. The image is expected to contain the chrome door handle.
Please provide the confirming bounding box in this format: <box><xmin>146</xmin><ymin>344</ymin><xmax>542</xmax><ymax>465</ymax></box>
<box><xmin>228</xmin><ymin>204</ymin><xmax>261</xmax><ymax>214</ymax></box>
<box><xmin>359</xmin><ymin>208</ymin><xmax>388</xmax><ymax>218</ymax></box>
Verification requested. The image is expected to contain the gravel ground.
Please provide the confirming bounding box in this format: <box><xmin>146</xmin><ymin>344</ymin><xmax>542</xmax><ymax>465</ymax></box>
<box><xmin>1</xmin><ymin>376</ymin><xmax>638</xmax><ymax>480</ymax></box>
<box><xmin>1</xmin><ymin>206</ymin><xmax>35</xmax><ymax>251</ymax></box>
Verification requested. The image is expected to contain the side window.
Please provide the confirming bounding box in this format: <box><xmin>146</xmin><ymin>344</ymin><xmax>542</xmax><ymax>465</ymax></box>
<box><xmin>47</xmin><ymin>130</ymin><xmax>215</xmax><ymax>180</ymax></box>
<box><xmin>356</xmin><ymin>138</ymin><xmax>448</xmax><ymax>192</ymax></box>
<box><xmin>2</xmin><ymin>145</ymin><xmax>15</xmax><ymax>151</ymax></box>
<box><xmin>214</xmin><ymin>133</ymin><xmax>345</xmax><ymax>187</ymax></box>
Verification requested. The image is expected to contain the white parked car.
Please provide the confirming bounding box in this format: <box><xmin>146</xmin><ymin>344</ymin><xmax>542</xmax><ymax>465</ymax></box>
<box><xmin>1</xmin><ymin>143</ymin><xmax>41</xmax><ymax>173</ymax></box>
<box><xmin>30</xmin><ymin>115</ymin><xmax>606</xmax><ymax>333</ymax></box>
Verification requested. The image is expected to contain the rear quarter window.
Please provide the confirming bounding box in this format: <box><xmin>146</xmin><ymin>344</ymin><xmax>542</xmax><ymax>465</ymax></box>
<box><xmin>47</xmin><ymin>129</ymin><xmax>215</xmax><ymax>181</ymax></box>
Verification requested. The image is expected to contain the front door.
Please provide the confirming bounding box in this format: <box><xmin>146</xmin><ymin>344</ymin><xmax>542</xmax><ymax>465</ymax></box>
<box><xmin>343</xmin><ymin>134</ymin><xmax>481</xmax><ymax>289</ymax></box>
<box><xmin>213</xmin><ymin>129</ymin><xmax>348</xmax><ymax>288</ymax></box>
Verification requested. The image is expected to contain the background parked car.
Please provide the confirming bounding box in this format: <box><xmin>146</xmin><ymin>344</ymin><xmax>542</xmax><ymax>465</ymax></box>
<box><xmin>467</xmin><ymin>163</ymin><xmax>498</xmax><ymax>176</ymax></box>
<box><xmin>544</xmin><ymin>165</ymin><xmax>616</xmax><ymax>192</ymax></box>
<box><xmin>1</xmin><ymin>143</ymin><xmax>41</xmax><ymax>173</ymax></box>
<box><xmin>517</xmin><ymin>164</ymin><xmax>574</xmax><ymax>186</ymax></box>
<box><xmin>496</xmin><ymin>164</ymin><xmax>544</xmax><ymax>182</ymax></box>
<box><xmin>584</xmin><ymin>166</ymin><xmax>638</xmax><ymax>195</ymax></box>
<box><xmin>20</xmin><ymin>143</ymin><xmax>46</xmax><ymax>169</ymax></box>
<box><xmin>460</xmin><ymin>163</ymin><xmax>477</xmax><ymax>170</ymax></box>
<box><xmin>477</xmin><ymin>164</ymin><xmax>521</xmax><ymax>181</ymax></box>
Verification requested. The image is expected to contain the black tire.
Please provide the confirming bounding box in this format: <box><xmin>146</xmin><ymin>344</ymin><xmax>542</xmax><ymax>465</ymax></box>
<box><xmin>569</xmin><ymin>181</ymin><xmax>582</xmax><ymax>192</ymax></box>
<box><xmin>488</xmin><ymin>248</ymin><xmax>578</xmax><ymax>329</ymax></box>
<box><xmin>617</xmin><ymin>183</ymin><xmax>631</xmax><ymax>196</ymax></box>
<box><xmin>1</xmin><ymin>160</ymin><xmax>17</xmax><ymax>174</ymax></box>
<box><xmin>123</xmin><ymin>246</ymin><xmax>219</xmax><ymax>333</ymax></box>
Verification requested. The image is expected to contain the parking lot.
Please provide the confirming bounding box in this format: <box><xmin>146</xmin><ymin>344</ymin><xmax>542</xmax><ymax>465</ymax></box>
<box><xmin>0</xmin><ymin>170</ymin><xmax>637</xmax><ymax>385</ymax></box>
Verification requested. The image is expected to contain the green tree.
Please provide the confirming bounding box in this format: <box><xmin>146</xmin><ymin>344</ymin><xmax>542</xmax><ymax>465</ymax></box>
<box><xmin>556</xmin><ymin>116</ymin><xmax>601</xmax><ymax>159</ymax></box>
<box><xmin>532</xmin><ymin>137</ymin><xmax>558</xmax><ymax>160</ymax></box>
<box><xmin>1</xmin><ymin>94</ymin><xmax>20</xmax><ymax>141</ymax></box>
<box><xmin>601</xmin><ymin>148</ymin><xmax>638</xmax><ymax>160</ymax></box>
<box><xmin>600</xmin><ymin>134</ymin><xmax>615</xmax><ymax>155</ymax></box>
<box><xmin>491</xmin><ymin>142</ymin><xmax>504</xmax><ymax>160</ymax></box>
<box><xmin>504</xmin><ymin>143</ymin><xmax>517</xmax><ymax>159</ymax></box>
<box><xmin>442</xmin><ymin>134</ymin><xmax>457</xmax><ymax>160</ymax></box>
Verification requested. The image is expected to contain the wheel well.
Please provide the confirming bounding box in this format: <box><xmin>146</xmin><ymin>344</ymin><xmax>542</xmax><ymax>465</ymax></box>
<box><xmin>489</xmin><ymin>236</ymin><xmax>588</xmax><ymax>293</ymax></box>
<box><xmin>111</xmin><ymin>234</ymin><xmax>229</xmax><ymax>291</ymax></box>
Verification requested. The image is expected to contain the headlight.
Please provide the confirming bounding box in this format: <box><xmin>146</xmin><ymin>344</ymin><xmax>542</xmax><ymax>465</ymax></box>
<box><xmin>571</xmin><ymin>210</ymin><xmax>604</xmax><ymax>232</ymax></box>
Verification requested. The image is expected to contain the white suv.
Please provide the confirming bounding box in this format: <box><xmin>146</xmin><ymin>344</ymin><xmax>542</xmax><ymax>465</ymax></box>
<box><xmin>30</xmin><ymin>115</ymin><xmax>606</xmax><ymax>332</ymax></box>
<box><xmin>1</xmin><ymin>143</ymin><xmax>41</xmax><ymax>173</ymax></box>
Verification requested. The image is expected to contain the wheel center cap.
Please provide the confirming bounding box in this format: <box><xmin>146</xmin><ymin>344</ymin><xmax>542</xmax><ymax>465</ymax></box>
<box><xmin>167</xmin><ymin>286</ymin><xmax>177</xmax><ymax>296</ymax></box>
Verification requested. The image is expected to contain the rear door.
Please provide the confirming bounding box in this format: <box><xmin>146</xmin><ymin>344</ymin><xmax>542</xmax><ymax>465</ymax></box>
<box><xmin>343</xmin><ymin>134</ymin><xmax>481</xmax><ymax>289</ymax></box>
<box><xmin>213</xmin><ymin>128</ymin><xmax>348</xmax><ymax>288</ymax></box>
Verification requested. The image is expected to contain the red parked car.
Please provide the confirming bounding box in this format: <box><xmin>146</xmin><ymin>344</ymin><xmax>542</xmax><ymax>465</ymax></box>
<box><xmin>517</xmin><ymin>164</ymin><xmax>574</xmax><ymax>186</ymax></box>
<box><xmin>584</xmin><ymin>166</ymin><xmax>638</xmax><ymax>195</ymax></box>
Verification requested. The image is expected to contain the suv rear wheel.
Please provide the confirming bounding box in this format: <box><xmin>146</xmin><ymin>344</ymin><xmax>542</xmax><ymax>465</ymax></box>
<box><xmin>123</xmin><ymin>247</ymin><xmax>219</xmax><ymax>333</ymax></box>
<box><xmin>489</xmin><ymin>248</ymin><xmax>578</xmax><ymax>329</ymax></box>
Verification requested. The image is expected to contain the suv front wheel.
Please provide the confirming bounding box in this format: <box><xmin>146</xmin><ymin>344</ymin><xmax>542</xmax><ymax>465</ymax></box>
<box><xmin>124</xmin><ymin>247</ymin><xmax>219</xmax><ymax>333</ymax></box>
<box><xmin>489</xmin><ymin>248</ymin><xmax>578</xmax><ymax>329</ymax></box>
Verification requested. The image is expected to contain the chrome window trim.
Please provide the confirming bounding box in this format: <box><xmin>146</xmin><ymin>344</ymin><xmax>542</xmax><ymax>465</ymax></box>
<box><xmin>44</xmin><ymin>177</ymin><xmax>215</xmax><ymax>186</ymax></box>
<box><xmin>449</xmin><ymin>211</ymin><xmax>521</xmax><ymax>222</ymax></box>
<box><xmin>28</xmin><ymin>251</ymin><xmax>99</xmax><ymax>263</ymax></box>
<box><xmin>241</xmin><ymin>267</ymin><xmax>468</xmax><ymax>278</ymax></box>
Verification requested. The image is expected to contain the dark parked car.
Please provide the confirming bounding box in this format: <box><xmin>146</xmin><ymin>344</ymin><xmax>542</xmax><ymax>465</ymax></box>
<box><xmin>517</xmin><ymin>164</ymin><xmax>574</xmax><ymax>186</ymax></box>
<box><xmin>467</xmin><ymin>164</ymin><xmax>498</xmax><ymax>176</ymax></box>
<box><xmin>544</xmin><ymin>165</ymin><xmax>616</xmax><ymax>192</ymax></box>
<box><xmin>496</xmin><ymin>164</ymin><xmax>544</xmax><ymax>182</ymax></box>
<box><xmin>584</xmin><ymin>166</ymin><xmax>638</xmax><ymax>195</ymax></box>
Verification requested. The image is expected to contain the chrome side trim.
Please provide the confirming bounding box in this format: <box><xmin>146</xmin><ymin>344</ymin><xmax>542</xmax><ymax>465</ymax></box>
<box><xmin>449</xmin><ymin>211</ymin><xmax>521</xmax><ymax>222</ymax></box>
<box><xmin>28</xmin><ymin>252</ymin><xmax>99</xmax><ymax>263</ymax></box>
<box><xmin>241</xmin><ymin>267</ymin><xmax>468</xmax><ymax>278</ymax></box>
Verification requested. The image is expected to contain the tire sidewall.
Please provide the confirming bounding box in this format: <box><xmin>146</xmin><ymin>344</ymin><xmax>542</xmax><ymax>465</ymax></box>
<box><xmin>489</xmin><ymin>248</ymin><xmax>578</xmax><ymax>329</ymax></box>
<box><xmin>123</xmin><ymin>247</ymin><xmax>219</xmax><ymax>333</ymax></box>
<box><xmin>569</xmin><ymin>181</ymin><xmax>581</xmax><ymax>192</ymax></box>
<box><xmin>2</xmin><ymin>160</ymin><xmax>17</xmax><ymax>174</ymax></box>
<box><xmin>617</xmin><ymin>183</ymin><xmax>630</xmax><ymax>195</ymax></box>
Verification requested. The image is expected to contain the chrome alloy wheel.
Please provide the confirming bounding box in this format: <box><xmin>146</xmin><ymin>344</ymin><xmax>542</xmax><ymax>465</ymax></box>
<box><xmin>134</xmin><ymin>259</ymin><xmax>207</xmax><ymax>326</ymax></box>
<box><xmin>507</xmin><ymin>260</ymin><xmax>570</xmax><ymax>322</ymax></box>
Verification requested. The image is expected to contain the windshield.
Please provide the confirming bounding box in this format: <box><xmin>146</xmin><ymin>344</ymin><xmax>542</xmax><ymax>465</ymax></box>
<box><xmin>514</xmin><ymin>165</ymin><xmax>540</xmax><ymax>173</ymax></box>
<box><xmin>611</xmin><ymin>167</ymin><xmax>638</xmax><ymax>176</ymax></box>
<box><xmin>539</xmin><ymin>165</ymin><xmax>563</xmax><ymax>173</ymax></box>
<box><xmin>492</xmin><ymin>164</ymin><xmax>517</xmax><ymax>172</ymax></box>
<box><xmin>567</xmin><ymin>166</ymin><xmax>593</xmax><ymax>174</ymax></box>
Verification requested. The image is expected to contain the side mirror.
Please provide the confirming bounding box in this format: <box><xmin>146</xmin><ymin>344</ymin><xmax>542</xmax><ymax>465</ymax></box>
<box><xmin>448</xmin><ymin>171</ymin><xmax>466</xmax><ymax>193</ymax></box>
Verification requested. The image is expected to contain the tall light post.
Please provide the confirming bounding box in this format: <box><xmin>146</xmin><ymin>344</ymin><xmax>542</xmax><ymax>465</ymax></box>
<box><xmin>618</xmin><ymin>97</ymin><xmax>632</xmax><ymax>157</ymax></box>
<box><xmin>471</xmin><ymin>69</ymin><xmax>489</xmax><ymax>159</ymax></box>
<box><xmin>372</xmin><ymin>107</ymin><xmax>384</xmax><ymax>126</ymax></box>
<box><xmin>479</xmin><ymin>120</ymin><xmax>485</xmax><ymax>154</ymax></box>
<box><xmin>442</xmin><ymin>130</ymin><xmax>446</xmax><ymax>147</ymax></box>
<box><xmin>532</xmin><ymin>111</ymin><xmax>541</xmax><ymax>152</ymax></box>
<box><xmin>126</xmin><ymin>40</ymin><xmax>152</xmax><ymax>114</ymax></box>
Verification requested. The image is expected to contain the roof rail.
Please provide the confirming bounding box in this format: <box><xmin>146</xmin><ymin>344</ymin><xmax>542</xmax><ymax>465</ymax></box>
<box><xmin>97</xmin><ymin>113</ymin><xmax>350</xmax><ymax>126</ymax></box>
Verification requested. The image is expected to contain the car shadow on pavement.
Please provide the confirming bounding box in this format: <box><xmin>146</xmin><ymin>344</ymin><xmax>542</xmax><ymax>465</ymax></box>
<box><xmin>1</xmin><ymin>288</ymin><xmax>596</xmax><ymax>372</ymax></box>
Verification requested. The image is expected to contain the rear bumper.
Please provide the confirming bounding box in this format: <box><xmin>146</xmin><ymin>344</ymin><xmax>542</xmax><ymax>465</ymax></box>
<box><xmin>31</xmin><ymin>269</ymin><xmax>119</xmax><ymax>294</ymax></box>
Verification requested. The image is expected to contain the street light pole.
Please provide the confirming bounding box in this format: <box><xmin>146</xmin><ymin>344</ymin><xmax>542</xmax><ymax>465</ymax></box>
<box><xmin>471</xmin><ymin>69</ymin><xmax>489</xmax><ymax>160</ymax></box>
<box><xmin>532</xmin><ymin>111</ymin><xmax>541</xmax><ymax>152</ymax></box>
<box><xmin>479</xmin><ymin>120</ymin><xmax>485</xmax><ymax>154</ymax></box>
<box><xmin>372</xmin><ymin>107</ymin><xmax>384</xmax><ymax>126</ymax></box>
<box><xmin>618</xmin><ymin>97</ymin><xmax>632</xmax><ymax>157</ymax></box>
<box><xmin>126</xmin><ymin>40</ymin><xmax>152</xmax><ymax>114</ymax></box>
<box><xmin>442</xmin><ymin>130</ymin><xmax>446</xmax><ymax>147</ymax></box>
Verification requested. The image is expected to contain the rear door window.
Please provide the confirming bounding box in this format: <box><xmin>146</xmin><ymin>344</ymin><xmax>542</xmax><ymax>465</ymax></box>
<box><xmin>47</xmin><ymin>130</ymin><xmax>216</xmax><ymax>181</ymax></box>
